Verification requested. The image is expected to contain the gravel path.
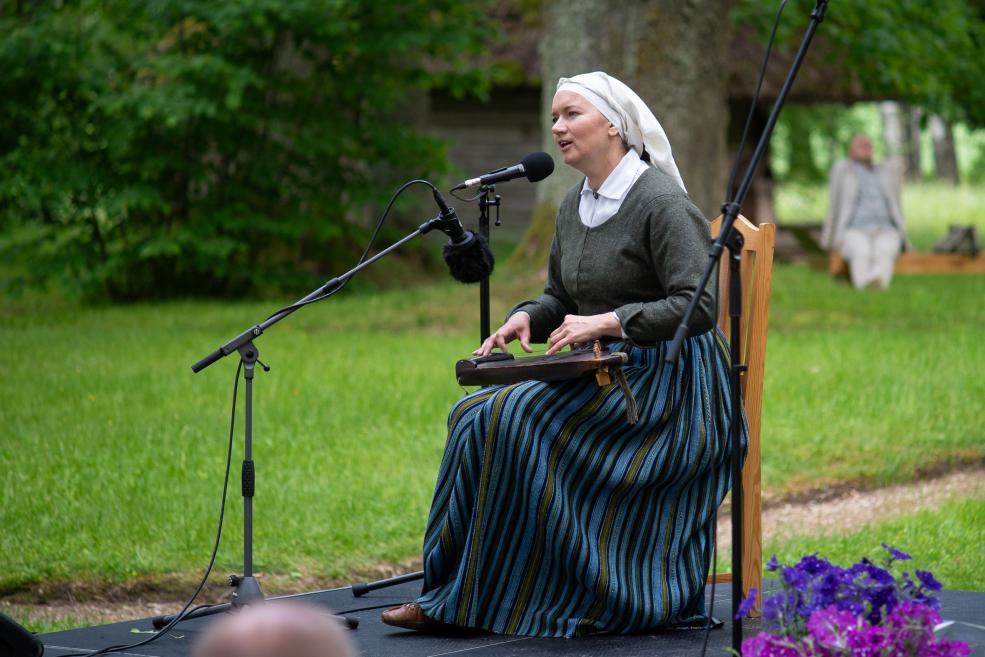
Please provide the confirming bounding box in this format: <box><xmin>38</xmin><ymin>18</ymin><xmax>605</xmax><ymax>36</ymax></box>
<box><xmin>716</xmin><ymin>467</ymin><xmax>985</xmax><ymax>551</ymax></box>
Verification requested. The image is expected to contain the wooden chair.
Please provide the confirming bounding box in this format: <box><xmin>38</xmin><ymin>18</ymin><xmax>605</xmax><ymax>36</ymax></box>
<box><xmin>709</xmin><ymin>215</ymin><xmax>776</xmax><ymax>613</ymax></box>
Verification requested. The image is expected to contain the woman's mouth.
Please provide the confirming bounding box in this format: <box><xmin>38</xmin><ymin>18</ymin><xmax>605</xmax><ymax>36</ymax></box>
<box><xmin>558</xmin><ymin>140</ymin><xmax>573</xmax><ymax>151</ymax></box>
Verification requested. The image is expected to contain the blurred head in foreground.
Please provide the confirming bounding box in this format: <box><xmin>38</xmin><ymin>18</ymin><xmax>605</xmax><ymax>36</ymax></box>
<box><xmin>191</xmin><ymin>601</ymin><xmax>356</xmax><ymax>657</ymax></box>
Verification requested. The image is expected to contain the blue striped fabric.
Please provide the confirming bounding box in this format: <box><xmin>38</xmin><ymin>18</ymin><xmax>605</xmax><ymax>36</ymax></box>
<box><xmin>415</xmin><ymin>330</ymin><xmax>748</xmax><ymax>637</ymax></box>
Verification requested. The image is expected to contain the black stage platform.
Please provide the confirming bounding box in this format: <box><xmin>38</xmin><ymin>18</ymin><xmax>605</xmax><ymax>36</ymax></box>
<box><xmin>40</xmin><ymin>582</ymin><xmax>985</xmax><ymax>657</ymax></box>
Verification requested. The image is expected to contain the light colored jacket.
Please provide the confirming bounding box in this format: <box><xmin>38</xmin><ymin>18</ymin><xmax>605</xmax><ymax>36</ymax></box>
<box><xmin>821</xmin><ymin>157</ymin><xmax>908</xmax><ymax>251</ymax></box>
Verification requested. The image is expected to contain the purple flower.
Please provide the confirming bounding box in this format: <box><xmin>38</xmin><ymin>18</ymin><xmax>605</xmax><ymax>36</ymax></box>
<box><xmin>816</xmin><ymin>568</ymin><xmax>849</xmax><ymax>609</ymax></box>
<box><xmin>862</xmin><ymin>562</ymin><xmax>895</xmax><ymax>586</ymax></box>
<box><xmin>890</xmin><ymin>600</ymin><xmax>942</xmax><ymax>629</ymax></box>
<box><xmin>883</xmin><ymin>601</ymin><xmax>950</xmax><ymax>656</ymax></box>
<box><xmin>781</xmin><ymin>566</ymin><xmax>809</xmax><ymax>592</ymax></box>
<box><xmin>735</xmin><ymin>588</ymin><xmax>758</xmax><ymax>620</ymax></box>
<box><xmin>844</xmin><ymin>620</ymin><xmax>893</xmax><ymax>657</ymax></box>
<box><xmin>882</xmin><ymin>542</ymin><xmax>913</xmax><ymax>563</ymax></box>
<box><xmin>740</xmin><ymin>632</ymin><xmax>802</xmax><ymax>657</ymax></box>
<box><xmin>916</xmin><ymin>569</ymin><xmax>943</xmax><ymax>592</ymax></box>
<box><xmin>913</xmin><ymin>591</ymin><xmax>943</xmax><ymax>611</ymax></box>
<box><xmin>753</xmin><ymin>548</ymin><xmax>962</xmax><ymax>656</ymax></box>
<box><xmin>838</xmin><ymin>599</ymin><xmax>866</xmax><ymax>618</ymax></box>
<box><xmin>762</xmin><ymin>591</ymin><xmax>800</xmax><ymax>633</ymax></box>
<box><xmin>797</xmin><ymin>553</ymin><xmax>834</xmax><ymax>576</ymax></box>
<box><xmin>806</xmin><ymin>606</ymin><xmax>855</xmax><ymax>646</ymax></box>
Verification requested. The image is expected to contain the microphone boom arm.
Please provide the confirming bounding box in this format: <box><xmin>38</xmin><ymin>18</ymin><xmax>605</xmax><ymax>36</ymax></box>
<box><xmin>193</xmin><ymin>214</ymin><xmax>451</xmax><ymax>373</ymax></box>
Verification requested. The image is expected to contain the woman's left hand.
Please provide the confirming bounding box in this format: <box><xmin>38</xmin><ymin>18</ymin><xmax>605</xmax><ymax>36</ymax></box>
<box><xmin>546</xmin><ymin>313</ymin><xmax>622</xmax><ymax>356</ymax></box>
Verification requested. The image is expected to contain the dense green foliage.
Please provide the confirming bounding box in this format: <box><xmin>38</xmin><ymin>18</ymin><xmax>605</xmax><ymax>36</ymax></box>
<box><xmin>769</xmin><ymin>102</ymin><xmax>985</xmax><ymax>185</ymax></box>
<box><xmin>736</xmin><ymin>0</ymin><xmax>985</xmax><ymax>126</ymax></box>
<box><xmin>733</xmin><ymin>1</ymin><xmax>985</xmax><ymax>185</ymax></box>
<box><xmin>0</xmin><ymin>0</ymin><xmax>500</xmax><ymax>299</ymax></box>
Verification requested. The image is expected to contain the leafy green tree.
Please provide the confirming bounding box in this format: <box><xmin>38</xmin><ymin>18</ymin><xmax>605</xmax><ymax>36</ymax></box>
<box><xmin>731</xmin><ymin>1</ymin><xmax>985</xmax><ymax>190</ymax></box>
<box><xmin>0</xmin><ymin>0</ymin><xmax>500</xmax><ymax>299</ymax></box>
<box><xmin>770</xmin><ymin>103</ymin><xmax>876</xmax><ymax>183</ymax></box>
<box><xmin>735</xmin><ymin>0</ymin><xmax>985</xmax><ymax>127</ymax></box>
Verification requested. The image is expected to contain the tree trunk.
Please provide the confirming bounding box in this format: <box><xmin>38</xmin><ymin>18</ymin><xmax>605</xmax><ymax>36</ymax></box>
<box><xmin>514</xmin><ymin>0</ymin><xmax>730</xmax><ymax>264</ymax></box>
<box><xmin>902</xmin><ymin>104</ymin><xmax>923</xmax><ymax>181</ymax></box>
<box><xmin>727</xmin><ymin>97</ymin><xmax>775</xmax><ymax>225</ymax></box>
<box><xmin>929</xmin><ymin>114</ymin><xmax>960</xmax><ymax>185</ymax></box>
<box><xmin>879</xmin><ymin>101</ymin><xmax>904</xmax><ymax>159</ymax></box>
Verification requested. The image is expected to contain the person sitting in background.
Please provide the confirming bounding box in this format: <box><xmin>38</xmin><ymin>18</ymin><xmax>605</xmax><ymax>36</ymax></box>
<box><xmin>191</xmin><ymin>602</ymin><xmax>356</xmax><ymax>657</ymax></box>
<box><xmin>820</xmin><ymin>134</ymin><xmax>908</xmax><ymax>289</ymax></box>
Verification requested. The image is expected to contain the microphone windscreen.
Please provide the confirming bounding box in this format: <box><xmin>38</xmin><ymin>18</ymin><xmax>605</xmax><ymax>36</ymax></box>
<box><xmin>522</xmin><ymin>152</ymin><xmax>554</xmax><ymax>183</ymax></box>
<box><xmin>443</xmin><ymin>231</ymin><xmax>495</xmax><ymax>283</ymax></box>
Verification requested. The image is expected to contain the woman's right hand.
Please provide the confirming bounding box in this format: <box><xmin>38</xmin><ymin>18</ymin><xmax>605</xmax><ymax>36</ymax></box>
<box><xmin>474</xmin><ymin>312</ymin><xmax>533</xmax><ymax>356</ymax></box>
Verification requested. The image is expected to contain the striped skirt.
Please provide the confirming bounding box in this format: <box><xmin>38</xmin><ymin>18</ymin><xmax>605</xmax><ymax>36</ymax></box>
<box><xmin>415</xmin><ymin>329</ymin><xmax>747</xmax><ymax>638</ymax></box>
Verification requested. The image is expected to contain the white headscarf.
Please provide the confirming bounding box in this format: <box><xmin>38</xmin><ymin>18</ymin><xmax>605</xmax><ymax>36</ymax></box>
<box><xmin>556</xmin><ymin>71</ymin><xmax>686</xmax><ymax>192</ymax></box>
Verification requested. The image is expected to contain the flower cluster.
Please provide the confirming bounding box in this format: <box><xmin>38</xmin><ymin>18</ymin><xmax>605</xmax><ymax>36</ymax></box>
<box><xmin>738</xmin><ymin>544</ymin><xmax>971</xmax><ymax>657</ymax></box>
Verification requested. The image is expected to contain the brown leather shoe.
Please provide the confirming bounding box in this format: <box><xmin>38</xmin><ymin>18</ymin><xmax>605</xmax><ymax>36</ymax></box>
<box><xmin>381</xmin><ymin>602</ymin><xmax>444</xmax><ymax>631</ymax></box>
<box><xmin>381</xmin><ymin>603</ymin><xmax>453</xmax><ymax>632</ymax></box>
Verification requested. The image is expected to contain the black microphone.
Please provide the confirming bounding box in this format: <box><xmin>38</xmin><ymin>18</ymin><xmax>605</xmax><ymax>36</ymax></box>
<box><xmin>431</xmin><ymin>188</ymin><xmax>468</xmax><ymax>245</ymax></box>
<box><xmin>430</xmin><ymin>188</ymin><xmax>494</xmax><ymax>283</ymax></box>
<box><xmin>451</xmin><ymin>152</ymin><xmax>554</xmax><ymax>191</ymax></box>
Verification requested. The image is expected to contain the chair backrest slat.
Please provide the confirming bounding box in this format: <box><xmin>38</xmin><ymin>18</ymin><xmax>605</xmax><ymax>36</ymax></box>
<box><xmin>710</xmin><ymin>215</ymin><xmax>775</xmax><ymax>613</ymax></box>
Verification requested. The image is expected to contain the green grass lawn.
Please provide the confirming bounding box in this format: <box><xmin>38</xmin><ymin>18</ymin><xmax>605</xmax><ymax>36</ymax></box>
<box><xmin>761</xmin><ymin>265</ymin><xmax>985</xmax><ymax>491</ymax></box>
<box><xmin>1</xmin><ymin>298</ymin><xmax>474</xmax><ymax>587</ymax></box>
<box><xmin>1</xmin><ymin>258</ymin><xmax>984</xmax><ymax>626</ymax></box>
<box><xmin>765</xmin><ymin>497</ymin><xmax>985</xmax><ymax>592</ymax></box>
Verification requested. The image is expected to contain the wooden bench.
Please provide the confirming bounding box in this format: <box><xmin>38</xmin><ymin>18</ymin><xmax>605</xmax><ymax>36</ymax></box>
<box><xmin>829</xmin><ymin>251</ymin><xmax>985</xmax><ymax>276</ymax></box>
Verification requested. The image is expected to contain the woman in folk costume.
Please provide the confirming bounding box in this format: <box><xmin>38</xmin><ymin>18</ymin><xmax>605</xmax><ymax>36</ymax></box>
<box><xmin>382</xmin><ymin>72</ymin><xmax>748</xmax><ymax>638</ymax></box>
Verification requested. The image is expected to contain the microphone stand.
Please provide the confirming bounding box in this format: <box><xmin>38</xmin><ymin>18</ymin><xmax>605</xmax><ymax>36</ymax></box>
<box><xmin>151</xmin><ymin>209</ymin><xmax>464</xmax><ymax>630</ymax></box>
<box><xmin>477</xmin><ymin>184</ymin><xmax>501</xmax><ymax>342</ymax></box>
<box><xmin>350</xmin><ymin>185</ymin><xmax>503</xmax><ymax>598</ymax></box>
<box><xmin>664</xmin><ymin>2</ymin><xmax>828</xmax><ymax>654</ymax></box>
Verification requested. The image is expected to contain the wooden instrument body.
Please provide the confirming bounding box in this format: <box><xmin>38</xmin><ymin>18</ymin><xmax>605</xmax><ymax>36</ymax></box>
<box><xmin>455</xmin><ymin>348</ymin><xmax>628</xmax><ymax>387</ymax></box>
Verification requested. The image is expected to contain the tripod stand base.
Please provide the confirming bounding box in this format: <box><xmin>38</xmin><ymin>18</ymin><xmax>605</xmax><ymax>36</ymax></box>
<box><xmin>150</xmin><ymin>595</ymin><xmax>359</xmax><ymax>631</ymax></box>
<box><xmin>150</xmin><ymin>572</ymin><xmax>264</xmax><ymax>630</ymax></box>
<box><xmin>230</xmin><ymin>575</ymin><xmax>263</xmax><ymax>606</ymax></box>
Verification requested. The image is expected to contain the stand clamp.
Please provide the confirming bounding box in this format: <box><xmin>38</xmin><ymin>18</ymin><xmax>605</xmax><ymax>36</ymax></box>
<box><xmin>479</xmin><ymin>186</ymin><xmax>502</xmax><ymax>227</ymax></box>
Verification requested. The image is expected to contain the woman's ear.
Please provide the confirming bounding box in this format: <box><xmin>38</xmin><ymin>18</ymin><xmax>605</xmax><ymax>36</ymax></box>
<box><xmin>608</xmin><ymin>123</ymin><xmax>620</xmax><ymax>137</ymax></box>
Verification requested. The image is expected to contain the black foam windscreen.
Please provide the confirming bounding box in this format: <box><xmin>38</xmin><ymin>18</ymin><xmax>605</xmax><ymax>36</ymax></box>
<box><xmin>443</xmin><ymin>231</ymin><xmax>495</xmax><ymax>283</ymax></box>
<box><xmin>521</xmin><ymin>151</ymin><xmax>554</xmax><ymax>183</ymax></box>
<box><xmin>0</xmin><ymin>613</ymin><xmax>44</xmax><ymax>657</ymax></box>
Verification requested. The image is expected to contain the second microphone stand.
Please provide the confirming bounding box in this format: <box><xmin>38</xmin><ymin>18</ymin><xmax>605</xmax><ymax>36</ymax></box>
<box><xmin>666</xmin><ymin>2</ymin><xmax>829</xmax><ymax>654</ymax></box>
<box><xmin>152</xmin><ymin>207</ymin><xmax>465</xmax><ymax>629</ymax></box>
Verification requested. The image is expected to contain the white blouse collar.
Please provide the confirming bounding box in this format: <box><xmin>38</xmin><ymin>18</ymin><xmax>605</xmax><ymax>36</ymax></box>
<box><xmin>580</xmin><ymin>150</ymin><xmax>647</xmax><ymax>201</ymax></box>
